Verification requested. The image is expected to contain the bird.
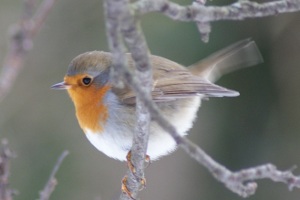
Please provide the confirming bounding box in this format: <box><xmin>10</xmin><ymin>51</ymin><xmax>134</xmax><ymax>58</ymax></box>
<box><xmin>51</xmin><ymin>39</ymin><xmax>262</xmax><ymax>162</ymax></box>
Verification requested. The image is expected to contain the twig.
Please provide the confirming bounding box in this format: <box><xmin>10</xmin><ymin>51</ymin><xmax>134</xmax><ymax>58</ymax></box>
<box><xmin>132</xmin><ymin>0</ymin><xmax>300</xmax><ymax>41</ymax></box>
<box><xmin>104</xmin><ymin>0</ymin><xmax>152</xmax><ymax>199</ymax></box>
<box><xmin>0</xmin><ymin>139</ymin><xmax>15</xmax><ymax>200</ymax></box>
<box><xmin>133</xmin><ymin>0</ymin><xmax>300</xmax><ymax>21</ymax></box>
<box><xmin>39</xmin><ymin>150</ymin><xmax>69</xmax><ymax>200</ymax></box>
<box><xmin>0</xmin><ymin>0</ymin><xmax>57</xmax><ymax>102</ymax></box>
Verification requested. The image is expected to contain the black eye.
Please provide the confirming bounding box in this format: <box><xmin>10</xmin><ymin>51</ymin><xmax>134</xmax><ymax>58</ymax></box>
<box><xmin>82</xmin><ymin>77</ymin><xmax>92</xmax><ymax>85</ymax></box>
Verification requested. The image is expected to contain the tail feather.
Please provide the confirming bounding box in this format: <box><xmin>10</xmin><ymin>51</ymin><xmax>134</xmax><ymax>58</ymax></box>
<box><xmin>188</xmin><ymin>39</ymin><xmax>263</xmax><ymax>82</ymax></box>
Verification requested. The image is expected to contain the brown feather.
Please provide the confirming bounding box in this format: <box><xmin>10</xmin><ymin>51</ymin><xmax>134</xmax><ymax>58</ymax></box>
<box><xmin>114</xmin><ymin>54</ymin><xmax>239</xmax><ymax>105</ymax></box>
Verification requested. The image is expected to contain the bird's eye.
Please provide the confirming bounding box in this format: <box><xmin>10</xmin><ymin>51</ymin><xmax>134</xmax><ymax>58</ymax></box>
<box><xmin>82</xmin><ymin>77</ymin><xmax>92</xmax><ymax>86</ymax></box>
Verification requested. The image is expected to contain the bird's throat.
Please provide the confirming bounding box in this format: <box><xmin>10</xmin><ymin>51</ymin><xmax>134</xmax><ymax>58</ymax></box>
<box><xmin>67</xmin><ymin>85</ymin><xmax>111</xmax><ymax>133</ymax></box>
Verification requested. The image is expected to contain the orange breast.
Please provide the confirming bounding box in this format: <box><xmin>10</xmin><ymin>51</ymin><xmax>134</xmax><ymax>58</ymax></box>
<box><xmin>66</xmin><ymin>77</ymin><xmax>111</xmax><ymax>133</ymax></box>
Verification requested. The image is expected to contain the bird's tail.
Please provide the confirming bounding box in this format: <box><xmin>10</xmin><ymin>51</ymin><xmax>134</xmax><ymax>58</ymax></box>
<box><xmin>188</xmin><ymin>39</ymin><xmax>263</xmax><ymax>82</ymax></box>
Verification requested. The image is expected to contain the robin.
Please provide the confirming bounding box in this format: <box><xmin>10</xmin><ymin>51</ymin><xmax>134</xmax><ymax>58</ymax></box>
<box><xmin>51</xmin><ymin>39</ymin><xmax>262</xmax><ymax>161</ymax></box>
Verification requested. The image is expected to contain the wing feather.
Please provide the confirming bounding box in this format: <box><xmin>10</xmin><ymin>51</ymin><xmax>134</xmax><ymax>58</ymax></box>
<box><xmin>113</xmin><ymin>54</ymin><xmax>239</xmax><ymax>105</ymax></box>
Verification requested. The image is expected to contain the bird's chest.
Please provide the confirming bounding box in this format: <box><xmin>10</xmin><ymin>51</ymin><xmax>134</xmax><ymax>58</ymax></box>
<box><xmin>68</xmin><ymin>85</ymin><xmax>111</xmax><ymax>133</ymax></box>
<box><xmin>75</xmin><ymin>103</ymin><xmax>108</xmax><ymax>133</ymax></box>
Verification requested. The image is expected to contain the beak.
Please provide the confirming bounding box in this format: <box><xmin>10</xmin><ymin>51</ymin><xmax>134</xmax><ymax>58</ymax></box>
<box><xmin>51</xmin><ymin>82</ymin><xmax>70</xmax><ymax>90</ymax></box>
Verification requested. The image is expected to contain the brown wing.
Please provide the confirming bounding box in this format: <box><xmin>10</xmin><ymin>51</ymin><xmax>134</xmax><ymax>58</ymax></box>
<box><xmin>113</xmin><ymin>54</ymin><xmax>239</xmax><ymax>105</ymax></box>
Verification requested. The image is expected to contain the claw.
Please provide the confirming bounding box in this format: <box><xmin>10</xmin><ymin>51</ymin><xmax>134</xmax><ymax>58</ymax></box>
<box><xmin>126</xmin><ymin>151</ymin><xmax>136</xmax><ymax>174</ymax></box>
<box><xmin>124</xmin><ymin>151</ymin><xmax>149</xmax><ymax>195</ymax></box>
<box><xmin>122</xmin><ymin>176</ymin><xmax>135</xmax><ymax>200</ymax></box>
<box><xmin>122</xmin><ymin>175</ymin><xmax>147</xmax><ymax>197</ymax></box>
<box><xmin>139</xmin><ymin>178</ymin><xmax>146</xmax><ymax>191</ymax></box>
<box><xmin>144</xmin><ymin>155</ymin><xmax>151</xmax><ymax>169</ymax></box>
<box><xmin>126</xmin><ymin>151</ymin><xmax>151</xmax><ymax>173</ymax></box>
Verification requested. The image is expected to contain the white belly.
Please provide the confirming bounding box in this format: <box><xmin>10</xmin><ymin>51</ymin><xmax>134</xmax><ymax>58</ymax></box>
<box><xmin>85</xmin><ymin>127</ymin><xmax>178</xmax><ymax>161</ymax></box>
<box><xmin>85</xmin><ymin>94</ymin><xmax>201</xmax><ymax>161</ymax></box>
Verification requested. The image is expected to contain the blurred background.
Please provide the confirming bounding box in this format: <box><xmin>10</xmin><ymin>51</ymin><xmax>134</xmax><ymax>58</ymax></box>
<box><xmin>1</xmin><ymin>0</ymin><xmax>300</xmax><ymax>199</ymax></box>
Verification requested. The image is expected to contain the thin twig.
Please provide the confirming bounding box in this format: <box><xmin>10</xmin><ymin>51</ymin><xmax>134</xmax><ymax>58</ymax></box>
<box><xmin>0</xmin><ymin>139</ymin><xmax>15</xmax><ymax>200</ymax></box>
<box><xmin>30</xmin><ymin>0</ymin><xmax>58</xmax><ymax>37</ymax></box>
<box><xmin>0</xmin><ymin>0</ymin><xmax>58</xmax><ymax>102</ymax></box>
<box><xmin>133</xmin><ymin>0</ymin><xmax>300</xmax><ymax>21</ymax></box>
<box><xmin>132</xmin><ymin>0</ymin><xmax>300</xmax><ymax>41</ymax></box>
<box><xmin>39</xmin><ymin>150</ymin><xmax>69</xmax><ymax>200</ymax></box>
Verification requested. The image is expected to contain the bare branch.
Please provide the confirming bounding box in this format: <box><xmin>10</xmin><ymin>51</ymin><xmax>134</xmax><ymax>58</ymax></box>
<box><xmin>104</xmin><ymin>1</ymin><xmax>140</xmax><ymax>200</ymax></box>
<box><xmin>105</xmin><ymin>0</ymin><xmax>153</xmax><ymax>199</ymax></box>
<box><xmin>30</xmin><ymin>0</ymin><xmax>58</xmax><ymax>37</ymax></box>
<box><xmin>0</xmin><ymin>0</ymin><xmax>58</xmax><ymax>102</ymax></box>
<box><xmin>119</xmin><ymin>2</ymin><xmax>152</xmax><ymax>199</ymax></box>
<box><xmin>133</xmin><ymin>0</ymin><xmax>300</xmax><ymax>22</ymax></box>
<box><xmin>132</xmin><ymin>0</ymin><xmax>300</xmax><ymax>41</ymax></box>
<box><xmin>0</xmin><ymin>139</ymin><xmax>16</xmax><ymax>200</ymax></box>
<box><xmin>39</xmin><ymin>150</ymin><xmax>69</xmax><ymax>200</ymax></box>
<box><xmin>222</xmin><ymin>164</ymin><xmax>300</xmax><ymax>196</ymax></box>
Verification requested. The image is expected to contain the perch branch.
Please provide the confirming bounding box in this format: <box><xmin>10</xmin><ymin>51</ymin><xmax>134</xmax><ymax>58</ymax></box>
<box><xmin>0</xmin><ymin>0</ymin><xmax>57</xmax><ymax>102</ymax></box>
<box><xmin>39</xmin><ymin>150</ymin><xmax>69</xmax><ymax>200</ymax></box>
<box><xmin>104</xmin><ymin>0</ymin><xmax>152</xmax><ymax>199</ymax></box>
